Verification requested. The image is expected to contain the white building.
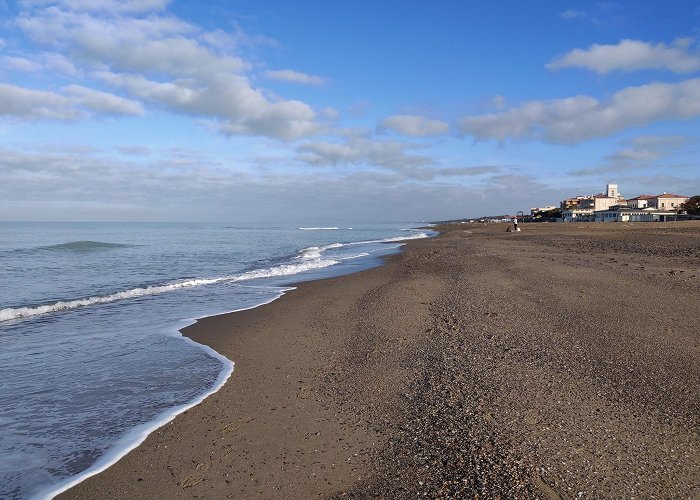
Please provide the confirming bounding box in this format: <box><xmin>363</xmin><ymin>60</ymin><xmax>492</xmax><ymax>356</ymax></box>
<box><xmin>579</xmin><ymin>195</ymin><xmax>620</xmax><ymax>212</ymax></box>
<box><xmin>606</xmin><ymin>183</ymin><xmax>620</xmax><ymax>199</ymax></box>
<box><xmin>626</xmin><ymin>195</ymin><xmax>655</xmax><ymax>209</ymax></box>
<box><xmin>650</xmin><ymin>193</ymin><xmax>689</xmax><ymax>211</ymax></box>
<box><xmin>594</xmin><ymin>206</ymin><xmax>679</xmax><ymax>222</ymax></box>
<box><xmin>530</xmin><ymin>205</ymin><xmax>557</xmax><ymax>216</ymax></box>
<box><xmin>558</xmin><ymin>184</ymin><xmax>688</xmax><ymax>222</ymax></box>
<box><xmin>561</xmin><ymin>208</ymin><xmax>594</xmax><ymax>222</ymax></box>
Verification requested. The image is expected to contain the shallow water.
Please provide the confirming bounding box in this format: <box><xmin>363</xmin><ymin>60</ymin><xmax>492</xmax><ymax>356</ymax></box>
<box><xmin>0</xmin><ymin>222</ymin><xmax>431</xmax><ymax>499</ymax></box>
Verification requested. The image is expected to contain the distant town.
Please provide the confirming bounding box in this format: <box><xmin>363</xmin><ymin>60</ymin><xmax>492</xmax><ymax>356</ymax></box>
<box><xmin>455</xmin><ymin>184</ymin><xmax>700</xmax><ymax>224</ymax></box>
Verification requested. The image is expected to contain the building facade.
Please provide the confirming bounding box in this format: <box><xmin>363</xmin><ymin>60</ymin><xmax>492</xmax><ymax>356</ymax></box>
<box><xmin>626</xmin><ymin>195</ymin><xmax>654</xmax><ymax>209</ymax></box>
<box><xmin>594</xmin><ymin>206</ymin><xmax>680</xmax><ymax>222</ymax></box>
<box><xmin>561</xmin><ymin>209</ymin><xmax>594</xmax><ymax>222</ymax></box>
<box><xmin>579</xmin><ymin>196</ymin><xmax>619</xmax><ymax>212</ymax></box>
<box><xmin>557</xmin><ymin>184</ymin><xmax>688</xmax><ymax>222</ymax></box>
<box><xmin>650</xmin><ymin>193</ymin><xmax>689</xmax><ymax>211</ymax></box>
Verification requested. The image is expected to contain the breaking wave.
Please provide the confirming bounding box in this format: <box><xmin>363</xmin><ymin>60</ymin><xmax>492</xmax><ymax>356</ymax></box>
<box><xmin>0</xmin><ymin>261</ymin><xmax>337</xmax><ymax>323</ymax></box>
<box><xmin>0</xmin><ymin>231</ymin><xmax>430</xmax><ymax>323</ymax></box>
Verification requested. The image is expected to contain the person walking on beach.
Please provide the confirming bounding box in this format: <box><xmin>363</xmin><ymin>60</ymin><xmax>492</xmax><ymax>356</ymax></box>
<box><xmin>512</xmin><ymin>216</ymin><xmax>519</xmax><ymax>232</ymax></box>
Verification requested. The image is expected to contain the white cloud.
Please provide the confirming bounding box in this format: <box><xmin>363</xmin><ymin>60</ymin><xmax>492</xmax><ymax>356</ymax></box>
<box><xmin>16</xmin><ymin>5</ymin><xmax>195</xmax><ymax>47</ymax></box>
<box><xmin>435</xmin><ymin>166</ymin><xmax>501</xmax><ymax>177</ymax></box>
<box><xmin>296</xmin><ymin>136</ymin><xmax>501</xmax><ymax>180</ymax></box>
<box><xmin>490</xmin><ymin>95</ymin><xmax>506</xmax><ymax>110</ymax></box>
<box><xmin>556</xmin><ymin>3</ymin><xmax>625</xmax><ymax>27</ymax></box>
<box><xmin>10</xmin><ymin>0</ymin><xmax>322</xmax><ymax>140</ymax></box>
<box><xmin>263</xmin><ymin>69</ymin><xmax>326</xmax><ymax>86</ymax></box>
<box><xmin>2</xmin><ymin>56</ymin><xmax>42</xmax><ymax>72</ymax></box>
<box><xmin>559</xmin><ymin>9</ymin><xmax>587</xmax><ymax>20</ymax></box>
<box><xmin>0</xmin><ymin>83</ymin><xmax>81</xmax><ymax>120</ymax></box>
<box><xmin>320</xmin><ymin>107</ymin><xmax>340</xmax><ymax>120</ymax></box>
<box><xmin>0</xmin><ymin>145</ymin><xmax>543</xmax><ymax>222</ymax></box>
<box><xmin>116</xmin><ymin>145</ymin><xmax>151</xmax><ymax>155</ymax></box>
<box><xmin>40</xmin><ymin>52</ymin><xmax>81</xmax><ymax>76</ymax></box>
<box><xmin>18</xmin><ymin>0</ymin><xmax>170</xmax><ymax>15</ymax></box>
<box><xmin>63</xmin><ymin>84</ymin><xmax>144</xmax><ymax>114</ymax></box>
<box><xmin>379</xmin><ymin>114</ymin><xmax>449</xmax><ymax>137</ymax></box>
<box><xmin>297</xmin><ymin>137</ymin><xmax>434</xmax><ymax>172</ymax></box>
<box><xmin>548</xmin><ymin>38</ymin><xmax>700</xmax><ymax>74</ymax></box>
<box><xmin>0</xmin><ymin>82</ymin><xmax>144</xmax><ymax>121</ymax></box>
<box><xmin>458</xmin><ymin>78</ymin><xmax>700</xmax><ymax>144</ymax></box>
<box><xmin>570</xmin><ymin>135</ymin><xmax>692</xmax><ymax>176</ymax></box>
<box><xmin>92</xmin><ymin>71</ymin><xmax>321</xmax><ymax>139</ymax></box>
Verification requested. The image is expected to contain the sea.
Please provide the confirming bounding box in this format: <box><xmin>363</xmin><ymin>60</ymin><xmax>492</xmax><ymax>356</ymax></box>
<box><xmin>0</xmin><ymin>221</ymin><xmax>432</xmax><ymax>499</ymax></box>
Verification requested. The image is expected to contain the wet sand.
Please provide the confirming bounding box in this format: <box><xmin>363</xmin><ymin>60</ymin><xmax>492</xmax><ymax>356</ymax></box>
<box><xmin>61</xmin><ymin>222</ymin><xmax>700</xmax><ymax>499</ymax></box>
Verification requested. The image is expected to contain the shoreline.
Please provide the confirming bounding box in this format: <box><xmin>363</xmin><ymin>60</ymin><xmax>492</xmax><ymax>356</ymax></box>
<box><xmin>44</xmin><ymin>234</ymin><xmax>422</xmax><ymax>499</ymax></box>
<box><xmin>60</xmin><ymin>222</ymin><xmax>700</xmax><ymax>499</ymax></box>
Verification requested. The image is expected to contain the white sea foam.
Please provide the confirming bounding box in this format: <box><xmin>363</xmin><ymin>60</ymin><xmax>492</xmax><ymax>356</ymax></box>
<box><xmin>1</xmin><ymin>230</ymin><xmax>430</xmax><ymax>324</ymax></box>
<box><xmin>232</xmin><ymin>259</ymin><xmax>339</xmax><ymax>282</ymax></box>
<box><xmin>379</xmin><ymin>232</ymin><xmax>429</xmax><ymax>243</ymax></box>
<box><xmin>342</xmin><ymin>252</ymin><xmax>370</xmax><ymax>259</ymax></box>
<box><xmin>0</xmin><ymin>278</ymin><xmax>225</xmax><ymax>322</ymax></box>
<box><xmin>298</xmin><ymin>242</ymin><xmax>343</xmax><ymax>260</ymax></box>
<box><xmin>297</xmin><ymin>227</ymin><xmax>340</xmax><ymax>230</ymax></box>
<box><xmin>33</xmin><ymin>285</ymin><xmax>296</xmax><ymax>500</ymax></box>
<box><xmin>0</xmin><ymin>260</ymin><xmax>337</xmax><ymax>323</ymax></box>
<box><xmin>349</xmin><ymin>231</ymin><xmax>429</xmax><ymax>245</ymax></box>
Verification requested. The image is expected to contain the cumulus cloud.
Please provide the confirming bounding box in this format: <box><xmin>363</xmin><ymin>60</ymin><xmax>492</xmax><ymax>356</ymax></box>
<box><xmin>9</xmin><ymin>0</ymin><xmax>322</xmax><ymax>140</ymax></box>
<box><xmin>570</xmin><ymin>135</ymin><xmax>692</xmax><ymax>176</ymax></box>
<box><xmin>40</xmin><ymin>53</ymin><xmax>81</xmax><ymax>76</ymax></box>
<box><xmin>18</xmin><ymin>0</ymin><xmax>170</xmax><ymax>15</ymax></box>
<box><xmin>2</xmin><ymin>56</ymin><xmax>42</xmax><ymax>72</ymax></box>
<box><xmin>296</xmin><ymin>136</ymin><xmax>501</xmax><ymax>180</ymax></box>
<box><xmin>379</xmin><ymin>114</ymin><xmax>450</xmax><ymax>137</ymax></box>
<box><xmin>548</xmin><ymin>38</ymin><xmax>700</xmax><ymax>74</ymax></box>
<box><xmin>263</xmin><ymin>69</ymin><xmax>326</xmax><ymax>86</ymax></box>
<box><xmin>0</xmin><ymin>82</ymin><xmax>143</xmax><ymax>121</ymax></box>
<box><xmin>94</xmin><ymin>71</ymin><xmax>321</xmax><ymax>139</ymax></box>
<box><xmin>617</xmin><ymin>173</ymin><xmax>700</xmax><ymax>196</ymax></box>
<box><xmin>458</xmin><ymin>78</ymin><xmax>700</xmax><ymax>144</ymax></box>
<box><xmin>320</xmin><ymin>107</ymin><xmax>340</xmax><ymax>120</ymax></box>
<box><xmin>63</xmin><ymin>84</ymin><xmax>144</xmax><ymax>114</ymax></box>
<box><xmin>0</xmin><ymin>145</ymin><xmax>544</xmax><ymax>222</ymax></box>
<box><xmin>0</xmin><ymin>83</ymin><xmax>81</xmax><ymax>120</ymax></box>
<box><xmin>298</xmin><ymin>137</ymin><xmax>434</xmax><ymax>171</ymax></box>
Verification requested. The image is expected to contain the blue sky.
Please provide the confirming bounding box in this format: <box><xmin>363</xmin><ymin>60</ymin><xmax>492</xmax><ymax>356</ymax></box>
<box><xmin>1</xmin><ymin>0</ymin><xmax>699</xmax><ymax>223</ymax></box>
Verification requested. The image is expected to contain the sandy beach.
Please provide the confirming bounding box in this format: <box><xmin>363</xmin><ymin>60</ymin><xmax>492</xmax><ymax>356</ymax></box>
<box><xmin>60</xmin><ymin>222</ymin><xmax>700</xmax><ymax>499</ymax></box>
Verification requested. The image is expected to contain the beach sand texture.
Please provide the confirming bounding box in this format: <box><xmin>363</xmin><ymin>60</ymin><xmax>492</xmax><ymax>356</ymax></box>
<box><xmin>60</xmin><ymin>222</ymin><xmax>700</xmax><ymax>499</ymax></box>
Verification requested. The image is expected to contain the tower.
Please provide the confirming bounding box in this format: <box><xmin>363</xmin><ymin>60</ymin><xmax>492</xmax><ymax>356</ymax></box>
<box><xmin>606</xmin><ymin>184</ymin><xmax>619</xmax><ymax>199</ymax></box>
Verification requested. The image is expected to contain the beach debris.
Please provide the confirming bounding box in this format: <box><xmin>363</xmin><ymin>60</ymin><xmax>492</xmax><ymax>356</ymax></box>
<box><xmin>181</xmin><ymin>474</ymin><xmax>204</xmax><ymax>489</ymax></box>
<box><xmin>221</xmin><ymin>423</ymin><xmax>238</xmax><ymax>433</ymax></box>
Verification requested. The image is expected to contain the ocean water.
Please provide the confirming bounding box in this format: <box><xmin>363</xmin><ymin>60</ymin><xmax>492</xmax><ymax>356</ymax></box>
<box><xmin>0</xmin><ymin>222</ymin><xmax>431</xmax><ymax>499</ymax></box>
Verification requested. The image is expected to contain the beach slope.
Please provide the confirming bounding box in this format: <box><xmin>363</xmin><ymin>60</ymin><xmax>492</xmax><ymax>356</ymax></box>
<box><xmin>61</xmin><ymin>222</ymin><xmax>700</xmax><ymax>499</ymax></box>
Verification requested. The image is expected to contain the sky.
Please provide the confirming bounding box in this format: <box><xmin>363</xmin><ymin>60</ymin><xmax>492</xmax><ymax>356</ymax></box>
<box><xmin>1</xmin><ymin>0</ymin><xmax>699</xmax><ymax>223</ymax></box>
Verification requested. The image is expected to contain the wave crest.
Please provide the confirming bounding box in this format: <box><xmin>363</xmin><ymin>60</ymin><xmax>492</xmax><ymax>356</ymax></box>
<box><xmin>0</xmin><ymin>260</ymin><xmax>338</xmax><ymax>323</ymax></box>
<box><xmin>1</xmin><ymin>230</ymin><xmax>430</xmax><ymax>323</ymax></box>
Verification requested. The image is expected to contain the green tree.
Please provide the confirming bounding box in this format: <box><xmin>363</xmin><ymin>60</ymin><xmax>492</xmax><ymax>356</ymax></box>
<box><xmin>683</xmin><ymin>195</ymin><xmax>700</xmax><ymax>214</ymax></box>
